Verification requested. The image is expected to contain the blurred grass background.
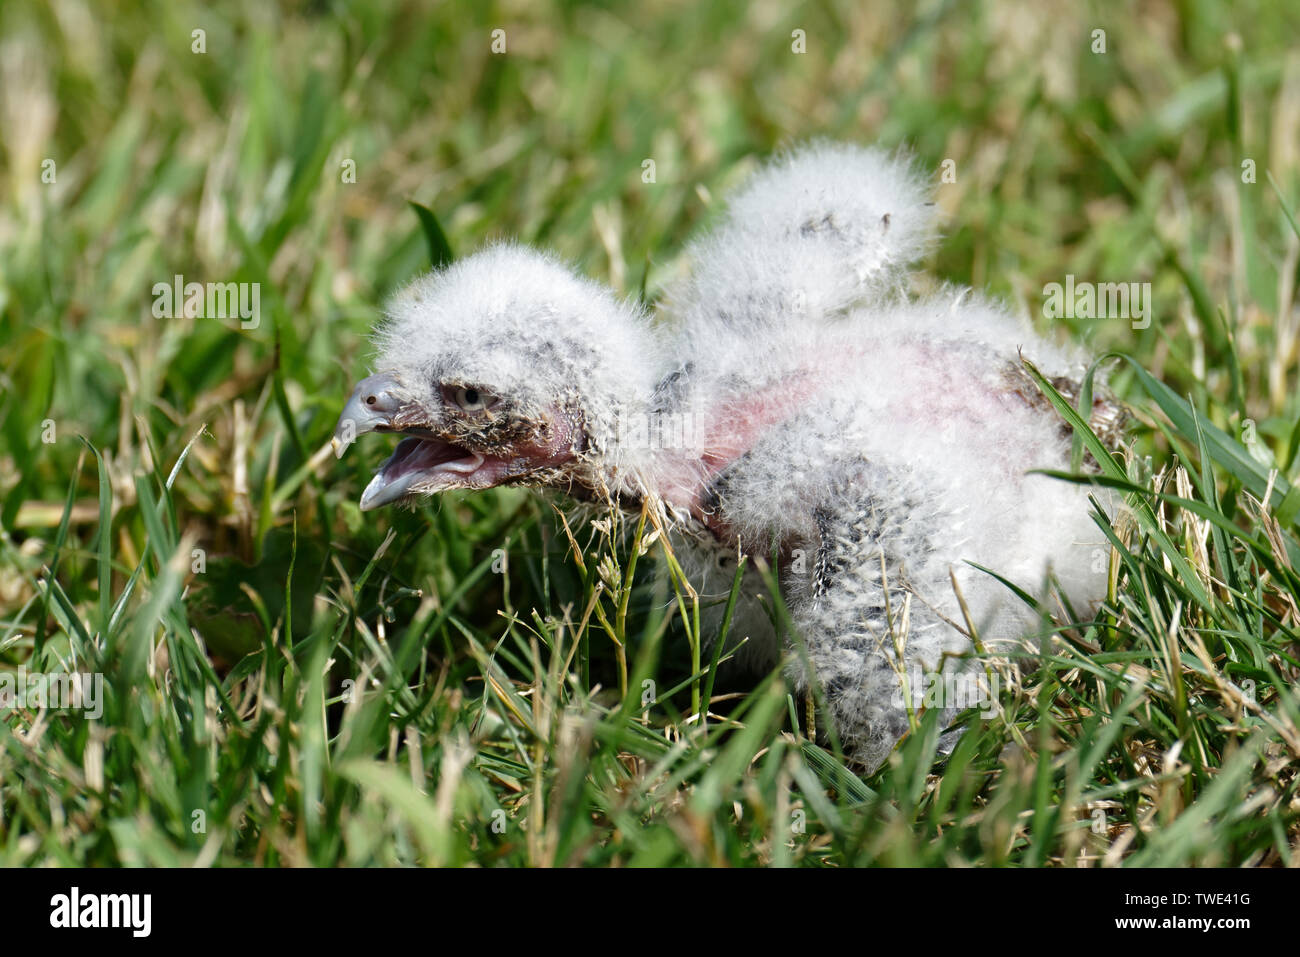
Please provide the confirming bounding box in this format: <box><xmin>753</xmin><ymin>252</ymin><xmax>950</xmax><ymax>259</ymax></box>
<box><xmin>1</xmin><ymin>0</ymin><xmax>1298</xmax><ymax>866</ymax></box>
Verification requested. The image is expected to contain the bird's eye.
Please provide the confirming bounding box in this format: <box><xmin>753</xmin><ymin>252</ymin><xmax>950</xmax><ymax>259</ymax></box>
<box><xmin>451</xmin><ymin>386</ymin><xmax>496</xmax><ymax>413</ymax></box>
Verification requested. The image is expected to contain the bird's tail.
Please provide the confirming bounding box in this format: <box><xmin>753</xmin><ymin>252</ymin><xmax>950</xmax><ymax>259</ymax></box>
<box><xmin>664</xmin><ymin>142</ymin><xmax>937</xmax><ymax>334</ymax></box>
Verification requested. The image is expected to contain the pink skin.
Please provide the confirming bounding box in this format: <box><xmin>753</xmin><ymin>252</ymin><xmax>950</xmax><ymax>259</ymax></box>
<box><xmin>646</xmin><ymin>340</ymin><xmax>1069</xmax><ymax>540</ymax></box>
<box><xmin>651</xmin><ymin>377</ymin><xmax>825</xmax><ymax>538</ymax></box>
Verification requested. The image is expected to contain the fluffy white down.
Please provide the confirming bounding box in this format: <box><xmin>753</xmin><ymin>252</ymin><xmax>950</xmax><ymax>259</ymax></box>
<box><xmin>375</xmin><ymin>243</ymin><xmax>667</xmax><ymax>466</ymax></box>
<box><xmin>651</xmin><ymin>146</ymin><xmax>1112</xmax><ymax>767</ymax></box>
<box><xmin>366</xmin><ymin>143</ymin><xmax>1115</xmax><ymax>771</ymax></box>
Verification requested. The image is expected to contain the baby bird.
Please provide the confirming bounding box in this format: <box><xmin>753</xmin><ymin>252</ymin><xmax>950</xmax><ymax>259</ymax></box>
<box><xmin>334</xmin><ymin>143</ymin><xmax>1117</xmax><ymax>771</ymax></box>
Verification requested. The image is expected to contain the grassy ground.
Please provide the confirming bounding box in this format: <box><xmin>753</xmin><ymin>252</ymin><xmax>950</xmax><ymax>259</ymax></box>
<box><xmin>1</xmin><ymin>0</ymin><xmax>1298</xmax><ymax>866</ymax></box>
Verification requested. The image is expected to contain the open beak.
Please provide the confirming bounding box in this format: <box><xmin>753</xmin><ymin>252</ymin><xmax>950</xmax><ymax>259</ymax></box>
<box><xmin>334</xmin><ymin>372</ymin><xmax>498</xmax><ymax>510</ymax></box>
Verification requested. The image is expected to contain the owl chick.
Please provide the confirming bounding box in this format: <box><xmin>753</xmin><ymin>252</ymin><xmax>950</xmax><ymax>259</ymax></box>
<box><xmin>334</xmin><ymin>143</ymin><xmax>1117</xmax><ymax>770</ymax></box>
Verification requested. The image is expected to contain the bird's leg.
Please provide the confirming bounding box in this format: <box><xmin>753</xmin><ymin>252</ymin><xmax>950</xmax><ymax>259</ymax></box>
<box><xmin>787</xmin><ymin>472</ymin><xmax>976</xmax><ymax>772</ymax></box>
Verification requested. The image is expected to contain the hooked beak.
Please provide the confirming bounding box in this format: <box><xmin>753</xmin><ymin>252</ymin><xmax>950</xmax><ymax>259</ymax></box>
<box><xmin>334</xmin><ymin>372</ymin><xmax>504</xmax><ymax>510</ymax></box>
<box><xmin>335</xmin><ymin>371</ymin><xmax>586</xmax><ymax>510</ymax></box>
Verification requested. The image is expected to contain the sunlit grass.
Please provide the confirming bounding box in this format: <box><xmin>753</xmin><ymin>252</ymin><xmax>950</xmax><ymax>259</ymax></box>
<box><xmin>0</xmin><ymin>0</ymin><xmax>1298</xmax><ymax>865</ymax></box>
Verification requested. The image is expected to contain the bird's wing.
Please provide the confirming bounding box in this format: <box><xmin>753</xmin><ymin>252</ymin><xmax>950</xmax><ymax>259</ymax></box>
<box><xmin>662</xmin><ymin>142</ymin><xmax>937</xmax><ymax>341</ymax></box>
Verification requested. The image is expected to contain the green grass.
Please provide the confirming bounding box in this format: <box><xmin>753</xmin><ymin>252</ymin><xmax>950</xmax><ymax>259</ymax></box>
<box><xmin>1</xmin><ymin>0</ymin><xmax>1299</xmax><ymax>866</ymax></box>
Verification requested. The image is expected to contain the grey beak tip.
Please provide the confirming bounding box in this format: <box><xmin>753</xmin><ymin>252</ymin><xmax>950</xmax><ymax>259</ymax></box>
<box><xmin>338</xmin><ymin>371</ymin><xmax>421</xmax><ymax>510</ymax></box>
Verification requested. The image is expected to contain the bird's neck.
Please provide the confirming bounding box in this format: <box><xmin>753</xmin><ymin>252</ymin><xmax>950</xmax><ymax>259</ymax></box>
<box><xmin>578</xmin><ymin>370</ymin><xmax>823</xmax><ymax>542</ymax></box>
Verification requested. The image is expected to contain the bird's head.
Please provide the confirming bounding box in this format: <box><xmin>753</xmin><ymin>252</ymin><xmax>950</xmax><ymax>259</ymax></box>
<box><xmin>335</xmin><ymin>244</ymin><xmax>661</xmax><ymax>510</ymax></box>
